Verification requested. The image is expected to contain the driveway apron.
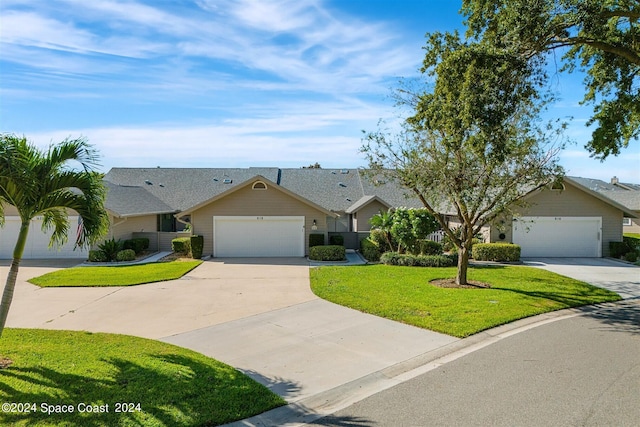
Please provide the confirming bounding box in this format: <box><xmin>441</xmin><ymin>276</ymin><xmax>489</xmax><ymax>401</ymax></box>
<box><xmin>522</xmin><ymin>257</ymin><xmax>640</xmax><ymax>299</ymax></box>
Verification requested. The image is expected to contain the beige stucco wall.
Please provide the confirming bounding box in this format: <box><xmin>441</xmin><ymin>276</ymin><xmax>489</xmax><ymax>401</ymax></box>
<box><xmin>108</xmin><ymin>214</ymin><xmax>157</xmax><ymax>242</ymax></box>
<box><xmin>490</xmin><ymin>183</ymin><xmax>623</xmax><ymax>257</ymax></box>
<box><xmin>353</xmin><ymin>200</ymin><xmax>389</xmax><ymax>232</ymax></box>
<box><xmin>189</xmin><ymin>182</ymin><xmax>329</xmax><ymax>256</ymax></box>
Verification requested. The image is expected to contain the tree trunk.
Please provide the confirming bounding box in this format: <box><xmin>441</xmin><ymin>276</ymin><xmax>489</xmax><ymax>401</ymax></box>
<box><xmin>456</xmin><ymin>244</ymin><xmax>470</xmax><ymax>286</ymax></box>
<box><xmin>0</xmin><ymin>222</ymin><xmax>29</xmax><ymax>338</ymax></box>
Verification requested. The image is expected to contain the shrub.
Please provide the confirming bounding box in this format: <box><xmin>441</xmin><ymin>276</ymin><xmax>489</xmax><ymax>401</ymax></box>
<box><xmin>98</xmin><ymin>238</ymin><xmax>122</xmax><ymax>262</ymax></box>
<box><xmin>624</xmin><ymin>251</ymin><xmax>638</xmax><ymax>262</ymax></box>
<box><xmin>472</xmin><ymin>243</ymin><xmax>521</xmax><ymax>262</ymax></box>
<box><xmin>309</xmin><ymin>245</ymin><xmax>346</xmax><ymax>261</ymax></box>
<box><xmin>309</xmin><ymin>233</ymin><xmax>325</xmax><ymax>248</ymax></box>
<box><xmin>190</xmin><ymin>235</ymin><xmax>204</xmax><ymax>259</ymax></box>
<box><xmin>116</xmin><ymin>249</ymin><xmax>136</xmax><ymax>262</ymax></box>
<box><xmin>369</xmin><ymin>229</ymin><xmax>395</xmax><ymax>253</ymax></box>
<box><xmin>329</xmin><ymin>235</ymin><xmax>345</xmax><ymax>246</ymax></box>
<box><xmin>380</xmin><ymin>252</ymin><xmax>455</xmax><ymax>267</ymax></box>
<box><xmin>123</xmin><ymin>238</ymin><xmax>149</xmax><ymax>254</ymax></box>
<box><xmin>417</xmin><ymin>240</ymin><xmax>443</xmax><ymax>255</ymax></box>
<box><xmin>609</xmin><ymin>241</ymin><xmax>631</xmax><ymax>258</ymax></box>
<box><xmin>623</xmin><ymin>235</ymin><xmax>640</xmax><ymax>251</ymax></box>
<box><xmin>360</xmin><ymin>238</ymin><xmax>380</xmax><ymax>262</ymax></box>
<box><xmin>88</xmin><ymin>250</ymin><xmax>107</xmax><ymax>262</ymax></box>
<box><xmin>172</xmin><ymin>237</ymin><xmax>191</xmax><ymax>255</ymax></box>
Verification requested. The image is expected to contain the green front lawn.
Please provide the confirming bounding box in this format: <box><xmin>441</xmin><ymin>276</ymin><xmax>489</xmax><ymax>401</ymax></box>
<box><xmin>29</xmin><ymin>260</ymin><xmax>202</xmax><ymax>287</ymax></box>
<box><xmin>310</xmin><ymin>265</ymin><xmax>621</xmax><ymax>338</ymax></box>
<box><xmin>0</xmin><ymin>329</ymin><xmax>285</xmax><ymax>427</ymax></box>
<box><xmin>624</xmin><ymin>233</ymin><xmax>640</xmax><ymax>238</ymax></box>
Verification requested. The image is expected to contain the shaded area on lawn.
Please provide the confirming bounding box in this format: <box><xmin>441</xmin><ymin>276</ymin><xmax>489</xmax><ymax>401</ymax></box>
<box><xmin>0</xmin><ymin>329</ymin><xmax>285</xmax><ymax>427</ymax></box>
<box><xmin>310</xmin><ymin>264</ymin><xmax>622</xmax><ymax>338</ymax></box>
<box><xmin>27</xmin><ymin>260</ymin><xmax>202</xmax><ymax>287</ymax></box>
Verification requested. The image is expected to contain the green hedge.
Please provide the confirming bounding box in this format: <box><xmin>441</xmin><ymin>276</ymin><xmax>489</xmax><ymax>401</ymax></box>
<box><xmin>172</xmin><ymin>237</ymin><xmax>191</xmax><ymax>255</ymax></box>
<box><xmin>610</xmin><ymin>241</ymin><xmax>632</xmax><ymax>258</ymax></box>
<box><xmin>88</xmin><ymin>250</ymin><xmax>107</xmax><ymax>262</ymax></box>
<box><xmin>309</xmin><ymin>245</ymin><xmax>346</xmax><ymax>261</ymax></box>
<box><xmin>190</xmin><ymin>235</ymin><xmax>204</xmax><ymax>259</ymax></box>
<box><xmin>116</xmin><ymin>249</ymin><xmax>136</xmax><ymax>262</ymax></box>
<box><xmin>123</xmin><ymin>238</ymin><xmax>149</xmax><ymax>254</ymax></box>
<box><xmin>380</xmin><ymin>252</ymin><xmax>455</xmax><ymax>267</ymax></box>
<box><xmin>472</xmin><ymin>243</ymin><xmax>521</xmax><ymax>262</ymax></box>
<box><xmin>309</xmin><ymin>233</ymin><xmax>325</xmax><ymax>247</ymax></box>
<box><xmin>329</xmin><ymin>235</ymin><xmax>345</xmax><ymax>246</ymax></box>
<box><xmin>623</xmin><ymin>235</ymin><xmax>640</xmax><ymax>250</ymax></box>
<box><xmin>360</xmin><ymin>238</ymin><xmax>381</xmax><ymax>262</ymax></box>
<box><xmin>417</xmin><ymin>240</ymin><xmax>443</xmax><ymax>255</ymax></box>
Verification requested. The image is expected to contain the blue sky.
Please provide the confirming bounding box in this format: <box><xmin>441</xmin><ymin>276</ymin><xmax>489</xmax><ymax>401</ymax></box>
<box><xmin>1</xmin><ymin>0</ymin><xmax>638</xmax><ymax>183</ymax></box>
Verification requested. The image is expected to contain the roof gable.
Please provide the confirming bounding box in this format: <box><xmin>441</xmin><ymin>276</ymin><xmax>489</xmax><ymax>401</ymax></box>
<box><xmin>178</xmin><ymin>175</ymin><xmax>337</xmax><ymax>217</ymax></box>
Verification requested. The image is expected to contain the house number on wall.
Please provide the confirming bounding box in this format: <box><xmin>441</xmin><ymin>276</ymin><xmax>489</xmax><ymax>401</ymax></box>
<box><xmin>256</xmin><ymin>216</ymin><xmax>264</xmax><ymax>220</ymax></box>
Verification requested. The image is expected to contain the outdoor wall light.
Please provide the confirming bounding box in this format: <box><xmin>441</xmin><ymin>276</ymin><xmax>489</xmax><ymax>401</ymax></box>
<box><xmin>312</xmin><ymin>219</ymin><xmax>318</xmax><ymax>230</ymax></box>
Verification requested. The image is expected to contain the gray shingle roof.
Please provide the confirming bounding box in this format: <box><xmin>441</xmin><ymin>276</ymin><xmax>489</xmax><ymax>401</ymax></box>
<box><xmin>104</xmin><ymin>168</ymin><xmax>637</xmax><ymax>218</ymax></box>
<box><xmin>278</xmin><ymin>168</ymin><xmax>365</xmax><ymax>211</ymax></box>
<box><xmin>569</xmin><ymin>176</ymin><xmax>640</xmax><ymax>192</ymax></box>
<box><xmin>104</xmin><ymin>182</ymin><xmax>175</xmax><ymax>217</ymax></box>
<box><xmin>104</xmin><ymin>167</ymin><xmax>280</xmax><ymax>212</ymax></box>
<box><xmin>599</xmin><ymin>190</ymin><xmax>640</xmax><ymax>211</ymax></box>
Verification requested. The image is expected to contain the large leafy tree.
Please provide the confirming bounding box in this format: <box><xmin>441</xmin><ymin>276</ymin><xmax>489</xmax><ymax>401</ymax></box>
<box><xmin>461</xmin><ymin>0</ymin><xmax>640</xmax><ymax>159</ymax></box>
<box><xmin>363</xmin><ymin>34</ymin><xmax>565</xmax><ymax>285</ymax></box>
<box><xmin>0</xmin><ymin>135</ymin><xmax>109</xmax><ymax>338</ymax></box>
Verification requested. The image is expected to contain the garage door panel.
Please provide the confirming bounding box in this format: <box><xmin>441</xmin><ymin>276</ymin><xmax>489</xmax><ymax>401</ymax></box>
<box><xmin>513</xmin><ymin>216</ymin><xmax>601</xmax><ymax>257</ymax></box>
<box><xmin>214</xmin><ymin>216</ymin><xmax>304</xmax><ymax>257</ymax></box>
<box><xmin>0</xmin><ymin>217</ymin><xmax>88</xmax><ymax>259</ymax></box>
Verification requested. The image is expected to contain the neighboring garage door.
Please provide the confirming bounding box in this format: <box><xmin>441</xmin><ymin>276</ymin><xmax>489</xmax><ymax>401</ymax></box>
<box><xmin>512</xmin><ymin>216</ymin><xmax>601</xmax><ymax>257</ymax></box>
<box><xmin>213</xmin><ymin>216</ymin><xmax>305</xmax><ymax>257</ymax></box>
<box><xmin>0</xmin><ymin>216</ymin><xmax>89</xmax><ymax>259</ymax></box>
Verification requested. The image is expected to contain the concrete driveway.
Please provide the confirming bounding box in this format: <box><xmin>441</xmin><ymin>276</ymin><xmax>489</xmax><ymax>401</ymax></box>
<box><xmin>2</xmin><ymin>258</ymin><xmax>316</xmax><ymax>338</ymax></box>
<box><xmin>522</xmin><ymin>257</ymin><xmax>640</xmax><ymax>299</ymax></box>
<box><xmin>2</xmin><ymin>257</ymin><xmax>459</xmax><ymax>408</ymax></box>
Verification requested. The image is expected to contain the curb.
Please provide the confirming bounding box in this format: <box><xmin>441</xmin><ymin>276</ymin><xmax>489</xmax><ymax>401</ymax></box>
<box><xmin>223</xmin><ymin>299</ymin><xmax>637</xmax><ymax>426</ymax></box>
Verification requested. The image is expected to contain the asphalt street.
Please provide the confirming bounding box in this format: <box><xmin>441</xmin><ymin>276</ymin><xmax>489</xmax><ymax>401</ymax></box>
<box><xmin>310</xmin><ymin>299</ymin><xmax>640</xmax><ymax>427</ymax></box>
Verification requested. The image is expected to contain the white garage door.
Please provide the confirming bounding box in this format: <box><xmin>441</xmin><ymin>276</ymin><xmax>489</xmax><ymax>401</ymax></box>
<box><xmin>0</xmin><ymin>216</ymin><xmax>89</xmax><ymax>259</ymax></box>
<box><xmin>214</xmin><ymin>216</ymin><xmax>305</xmax><ymax>257</ymax></box>
<box><xmin>512</xmin><ymin>216</ymin><xmax>601</xmax><ymax>257</ymax></box>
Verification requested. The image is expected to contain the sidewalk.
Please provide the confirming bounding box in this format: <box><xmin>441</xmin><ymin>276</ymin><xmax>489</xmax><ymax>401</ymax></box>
<box><xmin>77</xmin><ymin>251</ymin><xmax>172</xmax><ymax>267</ymax></box>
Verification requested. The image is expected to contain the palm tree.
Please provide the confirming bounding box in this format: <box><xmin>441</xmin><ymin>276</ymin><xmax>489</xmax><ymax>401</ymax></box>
<box><xmin>0</xmin><ymin>134</ymin><xmax>109</xmax><ymax>338</ymax></box>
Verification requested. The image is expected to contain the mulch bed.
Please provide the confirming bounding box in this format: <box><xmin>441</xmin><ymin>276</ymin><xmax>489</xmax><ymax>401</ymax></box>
<box><xmin>430</xmin><ymin>278</ymin><xmax>491</xmax><ymax>289</ymax></box>
<box><xmin>0</xmin><ymin>357</ymin><xmax>13</xmax><ymax>369</ymax></box>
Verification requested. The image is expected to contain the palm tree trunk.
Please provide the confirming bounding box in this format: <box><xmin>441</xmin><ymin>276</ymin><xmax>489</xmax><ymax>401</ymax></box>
<box><xmin>0</xmin><ymin>222</ymin><xmax>29</xmax><ymax>338</ymax></box>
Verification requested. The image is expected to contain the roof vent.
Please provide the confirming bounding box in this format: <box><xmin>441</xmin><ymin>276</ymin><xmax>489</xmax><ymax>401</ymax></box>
<box><xmin>331</xmin><ymin>171</ymin><xmax>337</xmax><ymax>174</ymax></box>
<box><xmin>144</xmin><ymin>180</ymin><xmax>153</xmax><ymax>185</ymax></box>
<box><xmin>213</xmin><ymin>178</ymin><xmax>219</xmax><ymax>182</ymax></box>
<box><xmin>346</xmin><ymin>198</ymin><xmax>352</xmax><ymax>202</ymax></box>
<box><xmin>341</xmin><ymin>169</ymin><xmax>349</xmax><ymax>174</ymax></box>
<box><xmin>159</xmin><ymin>183</ymin><xmax>165</xmax><ymax>188</ymax></box>
<box><xmin>223</xmin><ymin>178</ymin><xmax>233</xmax><ymax>184</ymax></box>
<box><xmin>338</xmin><ymin>182</ymin><xmax>347</xmax><ymax>187</ymax></box>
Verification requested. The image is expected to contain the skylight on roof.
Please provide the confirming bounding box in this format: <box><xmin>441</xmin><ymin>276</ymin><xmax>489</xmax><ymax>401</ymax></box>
<box><xmin>223</xmin><ymin>178</ymin><xmax>232</xmax><ymax>184</ymax></box>
<box><xmin>341</xmin><ymin>169</ymin><xmax>349</xmax><ymax>174</ymax></box>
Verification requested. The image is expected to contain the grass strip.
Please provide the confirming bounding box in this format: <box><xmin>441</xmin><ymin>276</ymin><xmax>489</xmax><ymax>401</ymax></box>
<box><xmin>29</xmin><ymin>261</ymin><xmax>202</xmax><ymax>287</ymax></box>
<box><xmin>310</xmin><ymin>264</ymin><xmax>621</xmax><ymax>338</ymax></box>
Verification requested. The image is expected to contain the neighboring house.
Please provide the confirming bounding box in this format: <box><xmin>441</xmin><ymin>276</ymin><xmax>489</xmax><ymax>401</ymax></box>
<box><xmin>0</xmin><ymin>168</ymin><xmax>636</xmax><ymax>259</ymax></box>
<box><xmin>568</xmin><ymin>176</ymin><xmax>640</xmax><ymax>235</ymax></box>
<box><xmin>0</xmin><ymin>204</ymin><xmax>88</xmax><ymax>259</ymax></box>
